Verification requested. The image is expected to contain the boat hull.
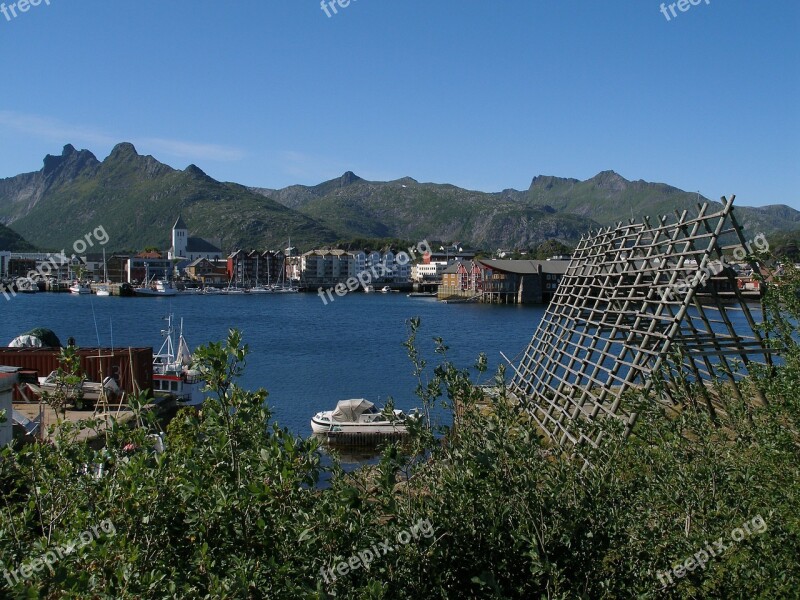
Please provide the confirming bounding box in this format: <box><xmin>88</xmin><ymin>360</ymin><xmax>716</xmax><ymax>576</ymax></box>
<box><xmin>310</xmin><ymin>411</ymin><xmax>410</xmax><ymax>435</ymax></box>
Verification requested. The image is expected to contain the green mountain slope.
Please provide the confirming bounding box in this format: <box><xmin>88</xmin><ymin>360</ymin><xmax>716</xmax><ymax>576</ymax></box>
<box><xmin>508</xmin><ymin>170</ymin><xmax>800</xmax><ymax>237</ymax></box>
<box><xmin>2</xmin><ymin>145</ymin><xmax>797</xmax><ymax>254</ymax></box>
<box><xmin>0</xmin><ymin>144</ymin><xmax>340</xmax><ymax>252</ymax></box>
<box><xmin>0</xmin><ymin>222</ymin><xmax>36</xmax><ymax>251</ymax></box>
<box><xmin>255</xmin><ymin>173</ymin><xmax>601</xmax><ymax>249</ymax></box>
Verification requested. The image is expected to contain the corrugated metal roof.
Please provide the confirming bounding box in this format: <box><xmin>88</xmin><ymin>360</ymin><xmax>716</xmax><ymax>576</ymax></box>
<box><xmin>478</xmin><ymin>259</ymin><xmax>570</xmax><ymax>275</ymax></box>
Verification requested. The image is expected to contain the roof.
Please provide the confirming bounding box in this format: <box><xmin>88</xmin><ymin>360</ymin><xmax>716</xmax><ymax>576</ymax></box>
<box><xmin>187</xmin><ymin>257</ymin><xmax>213</xmax><ymax>268</ymax></box>
<box><xmin>186</xmin><ymin>237</ymin><xmax>222</xmax><ymax>253</ymax></box>
<box><xmin>173</xmin><ymin>215</ymin><xmax>188</xmax><ymax>230</ymax></box>
<box><xmin>442</xmin><ymin>259</ymin><xmax>467</xmax><ymax>274</ymax></box>
<box><xmin>332</xmin><ymin>399</ymin><xmax>375</xmax><ymax>422</ymax></box>
<box><xmin>477</xmin><ymin>259</ymin><xmax>570</xmax><ymax>275</ymax></box>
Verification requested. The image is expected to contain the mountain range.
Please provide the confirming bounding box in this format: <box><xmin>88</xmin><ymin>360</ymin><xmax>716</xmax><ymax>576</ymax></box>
<box><xmin>1</xmin><ymin>143</ymin><xmax>798</xmax><ymax>254</ymax></box>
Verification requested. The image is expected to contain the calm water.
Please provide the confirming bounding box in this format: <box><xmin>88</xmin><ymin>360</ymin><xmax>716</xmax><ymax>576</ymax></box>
<box><xmin>0</xmin><ymin>292</ymin><xmax>545</xmax><ymax>436</ymax></box>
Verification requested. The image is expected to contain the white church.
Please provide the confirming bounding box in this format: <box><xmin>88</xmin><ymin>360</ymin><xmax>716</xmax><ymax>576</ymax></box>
<box><xmin>168</xmin><ymin>216</ymin><xmax>223</xmax><ymax>261</ymax></box>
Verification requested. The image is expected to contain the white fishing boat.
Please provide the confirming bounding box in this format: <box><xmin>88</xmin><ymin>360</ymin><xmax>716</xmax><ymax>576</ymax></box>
<box><xmin>311</xmin><ymin>399</ymin><xmax>417</xmax><ymax>434</ymax></box>
<box><xmin>363</xmin><ymin>285</ymin><xmax>375</xmax><ymax>293</ymax></box>
<box><xmin>135</xmin><ymin>263</ymin><xmax>178</xmax><ymax>297</ymax></box>
<box><xmin>152</xmin><ymin>314</ymin><xmax>203</xmax><ymax>406</ymax></box>
<box><xmin>69</xmin><ymin>281</ymin><xmax>91</xmax><ymax>295</ymax></box>
<box><xmin>135</xmin><ymin>278</ymin><xmax>177</xmax><ymax>297</ymax></box>
<box><xmin>202</xmin><ymin>286</ymin><xmax>223</xmax><ymax>295</ymax></box>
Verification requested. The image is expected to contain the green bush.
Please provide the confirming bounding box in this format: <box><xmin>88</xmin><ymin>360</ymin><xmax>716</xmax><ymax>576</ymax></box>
<box><xmin>1</xmin><ymin>276</ymin><xmax>798</xmax><ymax>598</ymax></box>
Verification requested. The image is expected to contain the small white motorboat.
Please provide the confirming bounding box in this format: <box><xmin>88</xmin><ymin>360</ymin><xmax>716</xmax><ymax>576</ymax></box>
<box><xmin>69</xmin><ymin>281</ymin><xmax>91</xmax><ymax>295</ymax></box>
<box><xmin>311</xmin><ymin>399</ymin><xmax>416</xmax><ymax>434</ymax></box>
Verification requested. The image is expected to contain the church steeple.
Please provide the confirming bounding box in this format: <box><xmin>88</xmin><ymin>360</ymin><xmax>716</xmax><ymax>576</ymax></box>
<box><xmin>170</xmin><ymin>215</ymin><xmax>189</xmax><ymax>259</ymax></box>
<box><xmin>173</xmin><ymin>215</ymin><xmax>188</xmax><ymax>231</ymax></box>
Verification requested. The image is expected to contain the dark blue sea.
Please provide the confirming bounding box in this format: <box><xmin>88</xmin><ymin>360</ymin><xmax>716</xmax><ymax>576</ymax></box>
<box><xmin>0</xmin><ymin>292</ymin><xmax>545</xmax><ymax>439</ymax></box>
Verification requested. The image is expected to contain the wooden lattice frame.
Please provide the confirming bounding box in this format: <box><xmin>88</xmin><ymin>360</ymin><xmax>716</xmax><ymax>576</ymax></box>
<box><xmin>508</xmin><ymin>196</ymin><xmax>774</xmax><ymax>453</ymax></box>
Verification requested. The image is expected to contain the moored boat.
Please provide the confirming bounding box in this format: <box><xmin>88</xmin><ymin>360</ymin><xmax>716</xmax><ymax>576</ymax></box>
<box><xmin>152</xmin><ymin>314</ymin><xmax>203</xmax><ymax>406</ymax></box>
<box><xmin>135</xmin><ymin>278</ymin><xmax>178</xmax><ymax>297</ymax></box>
<box><xmin>69</xmin><ymin>281</ymin><xmax>91</xmax><ymax>295</ymax></box>
<box><xmin>311</xmin><ymin>399</ymin><xmax>417</xmax><ymax>434</ymax></box>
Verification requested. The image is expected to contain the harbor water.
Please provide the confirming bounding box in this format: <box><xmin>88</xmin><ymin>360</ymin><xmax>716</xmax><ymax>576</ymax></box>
<box><xmin>0</xmin><ymin>292</ymin><xmax>546</xmax><ymax>437</ymax></box>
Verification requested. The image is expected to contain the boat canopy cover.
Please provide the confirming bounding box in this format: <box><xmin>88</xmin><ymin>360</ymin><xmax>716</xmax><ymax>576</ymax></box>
<box><xmin>8</xmin><ymin>328</ymin><xmax>63</xmax><ymax>348</ymax></box>
<box><xmin>332</xmin><ymin>399</ymin><xmax>375</xmax><ymax>422</ymax></box>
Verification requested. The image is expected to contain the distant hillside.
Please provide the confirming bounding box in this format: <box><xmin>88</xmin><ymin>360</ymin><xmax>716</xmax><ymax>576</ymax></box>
<box><xmin>0</xmin><ymin>144</ymin><xmax>340</xmax><ymax>252</ymax></box>
<box><xmin>501</xmin><ymin>170</ymin><xmax>800</xmax><ymax>237</ymax></box>
<box><xmin>254</xmin><ymin>171</ymin><xmax>800</xmax><ymax>249</ymax></box>
<box><xmin>252</xmin><ymin>173</ymin><xmax>600</xmax><ymax>249</ymax></box>
<box><xmin>0</xmin><ymin>222</ymin><xmax>36</xmax><ymax>251</ymax></box>
<box><xmin>1</xmin><ymin>144</ymin><xmax>797</xmax><ymax>254</ymax></box>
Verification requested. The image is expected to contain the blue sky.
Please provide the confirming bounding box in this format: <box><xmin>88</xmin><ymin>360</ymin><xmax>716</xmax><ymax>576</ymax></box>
<box><xmin>1</xmin><ymin>1</ymin><xmax>798</xmax><ymax>208</ymax></box>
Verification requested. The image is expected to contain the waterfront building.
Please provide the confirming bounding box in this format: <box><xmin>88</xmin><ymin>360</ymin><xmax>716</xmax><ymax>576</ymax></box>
<box><xmin>300</xmin><ymin>249</ymin><xmax>356</xmax><ymax>286</ymax></box>
<box><xmin>185</xmin><ymin>257</ymin><xmax>227</xmax><ymax>285</ymax></box>
<box><xmin>438</xmin><ymin>258</ymin><xmax>571</xmax><ymax>304</ymax></box>
<box><xmin>412</xmin><ymin>262</ymin><xmax>446</xmax><ymax>282</ymax></box>
<box><xmin>439</xmin><ymin>260</ymin><xmax>487</xmax><ymax>298</ymax></box>
<box><xmin>478</xmin><ymin>259</ymin><xmax>570</xmax><ymax>304</ymax></box>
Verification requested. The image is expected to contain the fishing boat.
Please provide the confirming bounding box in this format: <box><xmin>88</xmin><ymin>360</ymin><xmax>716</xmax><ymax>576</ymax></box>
<box><xmin>311</xmin><ymin>399</ymin><xmax>417</xmax><ymax>434</ymax></box>
<box><xmin>135</xmin><ymin>264</ymin><xmax>178</xmax><ymax>297</ymax></box>
<box><xmin>152</xmin><ymin>314</ymin><xmax>203</xmax><ymax>406</ymax></box>
<box><xmin>135</xmin><ymin>278</ymin><xmax>177</xmax><ymax>297</ymax></box>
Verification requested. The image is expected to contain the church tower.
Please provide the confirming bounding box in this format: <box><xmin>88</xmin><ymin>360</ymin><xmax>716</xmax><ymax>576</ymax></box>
<box><xmin>170</xmin><ymin>215</ymin><xmax>188</xmax><ymax>259</ymax></box>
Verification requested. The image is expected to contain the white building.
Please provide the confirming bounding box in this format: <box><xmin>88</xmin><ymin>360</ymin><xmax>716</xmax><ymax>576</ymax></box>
<box><xmin>300</xmin><ymin>249</ymin><xmax>357</xmax><ymax>286</ymax></box>
<box><xmin>412</xmin><ymin>262</ymin><xmax>447</xmax><ymax>282</ymax></box>
<box><xmin>168</xmin><ymin>216</ymin><xmax>223</xmax><ymax>262</ymax></box>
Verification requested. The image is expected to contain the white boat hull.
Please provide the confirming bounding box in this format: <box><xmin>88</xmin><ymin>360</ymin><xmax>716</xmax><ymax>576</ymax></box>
<box><xmin>135</xmin><ymin>287</ymin><xmax>177</xmax><ymax>297</ymax></box>
<box><xmin>311</xmin><ymin>414</ymin><xmax>409</xmax><ymax>435</ymax></box>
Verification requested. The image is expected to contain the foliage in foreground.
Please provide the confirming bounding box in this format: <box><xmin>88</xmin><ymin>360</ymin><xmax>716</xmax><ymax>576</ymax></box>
<box><xmin>0</xmin><ymin>277</ymin><xmax>799</xmax><ymax>598</ymax></box>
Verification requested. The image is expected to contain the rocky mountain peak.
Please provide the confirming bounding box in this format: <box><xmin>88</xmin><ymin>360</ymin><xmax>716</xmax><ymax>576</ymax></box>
<box><xmin>339</xmin><ymin>171</ymin><xmax>362</xmax><ymax>186</ymax></box>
